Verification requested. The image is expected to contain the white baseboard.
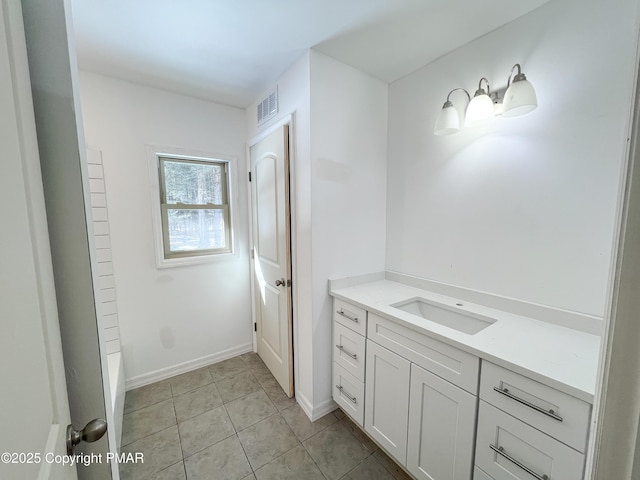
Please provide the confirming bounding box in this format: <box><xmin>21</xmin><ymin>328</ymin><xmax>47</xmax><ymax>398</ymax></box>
<box><xmin>296</xmin><ymin>392</ymin><xmax>314</xmax><ymax>420</ymax></box>
<box><xmin>296</xmin><ymin>392</ymin><xmax>338</xmax><ymax>422</ymax></box>
<box><xmin>311</xmin><ymin>397</ymin><xmax>338</xmax><ymax>421</ymax></box>
<box><xmin>125</xmin><ymin>343</ymin><xmax>253</xmax><ymax>391</ymax></box>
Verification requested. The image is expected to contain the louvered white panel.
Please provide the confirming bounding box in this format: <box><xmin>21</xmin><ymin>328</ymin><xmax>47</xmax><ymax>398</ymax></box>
<box><xmin>257</xmin><ymin>87</ymin><xmax>279</xmax><ymax>125</ymax></box>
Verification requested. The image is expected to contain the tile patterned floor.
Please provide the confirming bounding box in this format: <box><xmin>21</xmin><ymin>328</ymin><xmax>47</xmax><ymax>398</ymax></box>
<box><xmin>119</xmin><ymin>352</ymin><xmax>412</xmax><ymax>480</ymax></box>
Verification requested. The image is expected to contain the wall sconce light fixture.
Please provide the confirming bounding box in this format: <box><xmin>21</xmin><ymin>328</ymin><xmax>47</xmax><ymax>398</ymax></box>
<box><xmin>433</xmin><ymin>88</ymin><xmax>470</xmax><ymax>136</ymax></box>
<box><xmin>434</xmin><ymin>63</ymin><xmax>537</xmax><ymax>136</ymax></box>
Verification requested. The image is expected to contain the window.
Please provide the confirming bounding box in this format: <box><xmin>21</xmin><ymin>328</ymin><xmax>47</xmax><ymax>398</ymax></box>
<box><xmin>156</xmin><ymin>154</ymin><xmax>232</xmax><ymax>263</ymax></box>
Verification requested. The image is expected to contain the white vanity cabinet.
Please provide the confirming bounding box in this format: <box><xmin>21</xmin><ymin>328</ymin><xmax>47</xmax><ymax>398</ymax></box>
<box><xmin>332</xmin><ymin>299</ymin><xmax>367</xmax><ymax>425</ymax></box>
<box><xmin>331</xmin><ymin>295</ymin><xmax>593</xmax><ymax>480</ymax></box>
<box><xmin>333</xmin><ymin>301</ymin><xmax>480</xmax><ymax>478</ymax></box>
<box><xmin>474</xmin><ymin>362</ymin><xmax>591</xmax><ymax>480</ymax></box>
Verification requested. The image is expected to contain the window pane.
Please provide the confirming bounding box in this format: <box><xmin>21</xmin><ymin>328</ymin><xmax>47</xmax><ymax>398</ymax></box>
<box><xmin>166</xmin><ymin>209</ymin><xmax>226</xmax><ymax>252</ymax></box>
<box><xmin>163</xmin><ymin>160</ymin><xmax>223</xmax><ymax>205</ymax></box>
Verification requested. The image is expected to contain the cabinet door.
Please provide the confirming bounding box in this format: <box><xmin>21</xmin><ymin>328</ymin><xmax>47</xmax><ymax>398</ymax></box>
<box><xmin>474</xmin><ymin>467</ymin><xmax>495</xmax><ymax>480</ymax></box>
<box><xmin>407</xmin><ymin>364</ymin><xmax>477</xmax><ymax>480</ymax></box>
<box><xmin>365</xmin><ymin>340</ymin><xmax>411</xmax><ymax>465</ymax></box>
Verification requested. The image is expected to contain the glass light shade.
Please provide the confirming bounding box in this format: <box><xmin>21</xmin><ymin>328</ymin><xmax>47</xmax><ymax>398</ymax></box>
<box><xmin>465</xmin><ymin>93</ymin><xmax>494</xmax><ymax>126</ymax></box>
<box><xmin>434</xmin><ymin>103</ymin><xmax>460</xmax><ymax>136</ymax></box>
<box><xmin>503</xmin><ymin>79</ymin><xmax>537</xmax><ymax>117</ymax></box>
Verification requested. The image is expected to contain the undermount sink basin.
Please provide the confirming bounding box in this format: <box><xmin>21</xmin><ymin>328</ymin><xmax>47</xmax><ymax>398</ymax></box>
<box><xmin>391</xmin><ymin>297</ymin><xmax>496</xmax><ymax>335</ymax></box>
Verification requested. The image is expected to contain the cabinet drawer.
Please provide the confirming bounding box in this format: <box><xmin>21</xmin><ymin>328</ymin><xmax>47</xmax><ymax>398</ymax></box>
<box><xmin>476</xmin><ymin>401</ymin><xmax>584</xmax><ymax>480</ymax></box>
<box><xmin>474</xmin><ymin>466</ymin><xmax>494</xmax><ymax>480</ymax></box>
<box><xmin>333</xmin><ymin>362</ymin><xmax>364</xmax><ymax>426</ymax></box>
<box><xmin>480</xmin><ymin>362</ymin><xmax>591</xmax><ymax>452</ymax></box>
<box><xmin>368</xmin><ymin>313</ymin><xmax>479</xmax><ymax>393</ymax></box>
<box><xmin>333</xmin><ymin>322</ymin><xmax>366</xmax><ymax>381</ymax></box>
<box><xmin>334</xmin><ymin>298</ymin><xmax>367</xmax><ymax>336</ymax></box>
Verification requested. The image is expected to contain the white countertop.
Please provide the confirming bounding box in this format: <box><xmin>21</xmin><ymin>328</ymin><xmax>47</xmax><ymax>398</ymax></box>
<box><xmin>330</xmin><ymin>279</ymin><xmax>601</xmax><ymax>403</ymax></box>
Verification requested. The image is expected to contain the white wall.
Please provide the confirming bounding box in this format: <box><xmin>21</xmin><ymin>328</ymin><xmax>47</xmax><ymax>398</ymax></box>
<box><xmin>246</xmin><ymin>51</ymin><xmax>388</xmax><ymax>417</ymax></box>
<box><xmin>79</xmin><ymin>72</ymin><xmax>252</xmax><ymax>383</ymax></box>
<box><xmin>309</xmin><ymin>51</ymin><xmax>388</xmax><ymax>408</ymax></box>
<box><xmin>386</xmin><ymin>0</ymin><xmax>639</xmax><ymax>318</ymax></box>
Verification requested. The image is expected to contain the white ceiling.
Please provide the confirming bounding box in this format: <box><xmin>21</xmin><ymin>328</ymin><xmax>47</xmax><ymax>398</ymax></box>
<box><xmin>69</xmin><ymin>0</ymin><xmax>550</xmax><ymax>109</ymax></box>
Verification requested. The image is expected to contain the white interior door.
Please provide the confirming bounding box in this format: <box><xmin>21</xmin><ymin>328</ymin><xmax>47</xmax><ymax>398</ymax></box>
<box><xmin>0</xmin><ymin>1</ymin><xmax>74</xmax><ymax>478</ymax></box>
<box><xmin>20</xmin><ymin>0</ymin><xmax>115</xmax><ymax>478</ymax></box>
<box><xmin>250</xmin><ymin>125</ymin><xmax>294</xmax><ymax>396</ymax></box>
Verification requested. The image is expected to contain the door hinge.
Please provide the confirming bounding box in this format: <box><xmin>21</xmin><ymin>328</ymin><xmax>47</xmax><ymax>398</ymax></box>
<box><xmin>251</xmin><ymin>249</ymin><xmax>254</xmax><ymax>260</ymax></box>
<box><xmin>248</xmin><ymin>171</ymin><xmax>252</xmax><ymax>182</ymax></box>
<box><xmin>254</xmin><ymin>323</ymin><xmax>257</xmax><ymax>332</ymax></box>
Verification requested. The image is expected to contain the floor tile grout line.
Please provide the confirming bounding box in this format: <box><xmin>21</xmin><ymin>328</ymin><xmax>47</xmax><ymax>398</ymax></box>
<box><xmin>180</xmin><ymin>430</ymin><xmax>238</xmax><ymax>464</ymax></box>
<box><xmin>225</xmin><ymin>390</ymin><xmax>279</xmax><ymax>433</ymax></box>
<box><xmin>176</xmin><ymin>388</ymin><xmax>240</xmax><ymax>461</ymax></box>
<box><xmin>251</xmin><ymin>442</ymin><xmax>303</xmax><ymax>477</ymax></box>
<box><xmin>232</xmin><ymin>406</ymin><xmax>255</xmax><ymax>475</ymax></box>
<box><xmin>123</xmin><ymin>395</ymin><xmax>170</xmax><ymax>416</ymax></box>
<box><xmin>234</xmin><ymin>409</ymin><xmax>281</xmax><ymax>437</ymax></box>
<box><xmin>120</xmin><ymin>423</ymin><xmax>171</xmax><ymax>449</ymax></box>
<box><xmin>219</xmin><ymin>399</ymin><xmax>255</xmax><ymax>477</ymax></box>
<box><xmin>281</xmin><ymin>408</ymin><xmax>339</xmax><ymax>444</ymax></box>
<box><xmin>120</xmin><ymin>400</ymin><xmax>177</xmax><ymax>448</ymax></box>
<box><xmin>170</xmin><ymin>374</ymin><xmax>215</xmax><ymax>398</ymax></box>
<box><xmin>298</xmin><ymin>412</ymin><xmax>351</xmax><ymax>480</ymax></box>
<box><xmin>311</xmin><ymin>417</ymin><xmax>380</xmax><ymax>480</ymax></box>
<box><xmin>299</xmin><ymin>435</ymin><xmax>330</xmax><ymax>480</ymax></box>
<box><xmin>122</xmin><ymin>353</ymin><xmax>306</xmax><ymax>479</ymax></box>
<box><xmin>371</xmin><ymin>445</ymin><xmax>409</xmax><ymax>480</ymax></box>
<box><xmin>168</xmin><ymin>396</ymin><xmax>189</xmax><ymax>469</ymax></box>
<box><xmin>243</xmin><ymin>412</ymin><xmax>302</xmax><ymax>473</ymax></box>
<box><xmin>171</xmin><ymin>379</ymin><xmax>218</xmax><ymax>401</ymax></box>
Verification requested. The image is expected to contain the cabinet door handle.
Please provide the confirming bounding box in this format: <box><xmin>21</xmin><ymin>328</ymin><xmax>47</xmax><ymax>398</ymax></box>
<box><xmin>489</xmin><ymin>444</ymin><xmax>549</xmax><ymax>480</ymax></box>
<box><xmin>336</xmin><ymin>385</ymin><xmax>357</xmax><ymax>404</ymax></box>
<box><xmin>336</xmin><ymin>309</ymin><xmax>358</xmax><ymax>323</ymax></box>
<box><xmin>493</xmin><ymin>387</ymin><xmax>563</xmax><ymax>422</ymax></box>
<box><xmin>336</xmin><ymin>344</ymin><xmax>358</xmax><ymax>359</ymax></box>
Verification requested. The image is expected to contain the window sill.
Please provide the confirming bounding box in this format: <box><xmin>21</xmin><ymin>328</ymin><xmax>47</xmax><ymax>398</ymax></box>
<box><xmin>156</xmin><ymin>250</ymin><xmax>236</xmax><ymax>269</ymax></box>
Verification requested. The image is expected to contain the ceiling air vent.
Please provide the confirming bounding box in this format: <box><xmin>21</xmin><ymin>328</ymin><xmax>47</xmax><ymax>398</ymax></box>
<box><xmin>257</xmin><ymin>88</ymin><xmax>278</xmax><ymax>125</ymax></box>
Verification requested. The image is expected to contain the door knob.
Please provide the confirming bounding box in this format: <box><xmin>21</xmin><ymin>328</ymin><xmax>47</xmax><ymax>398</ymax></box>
<box><xmin>66</xmin><ymin>418</ymin><xmax>108</xmax><ymax>454</ymax></box>
<box><xmin>275</xmin><ymin>278</ymin><xmax>285</xmax><ymax>286</ymax></box>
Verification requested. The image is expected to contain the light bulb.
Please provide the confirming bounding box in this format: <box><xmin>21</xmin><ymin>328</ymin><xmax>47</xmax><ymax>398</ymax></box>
<box><xmin>465</xmin><ymin>92</ymin><xmax>494</xmax><ymax>126</ymax></box>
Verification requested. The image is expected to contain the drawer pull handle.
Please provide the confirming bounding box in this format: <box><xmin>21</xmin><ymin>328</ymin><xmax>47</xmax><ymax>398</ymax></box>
<box><xmin>336</xmin><ymin>344</ymin><xmax>358</xmax><ymax>359</ymax></box>
<box><xmin>336</xmin><ymin>309</ymin><xmax>359</xmax><ymax>323</ymax></box>
<box><xmin>336</xmin><ymin>385</ymin><xmax>357</xmax><ymax>404</ymax></box>
<box><xmin>493</xmin><ymin>387</ymin><xmax>563</xmax><ymax>422</ymax></box>
<box><xmin>490</xmin><ymin>444</ymin><xmax>549</xmax><ymax>480</ymax></box>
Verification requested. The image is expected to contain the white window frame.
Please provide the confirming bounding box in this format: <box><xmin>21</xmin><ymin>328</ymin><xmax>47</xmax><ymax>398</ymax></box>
<box><xmin>147</xmin><ymin>146</ymin><xmax>237</xmax><ymax>268</ymax></box>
